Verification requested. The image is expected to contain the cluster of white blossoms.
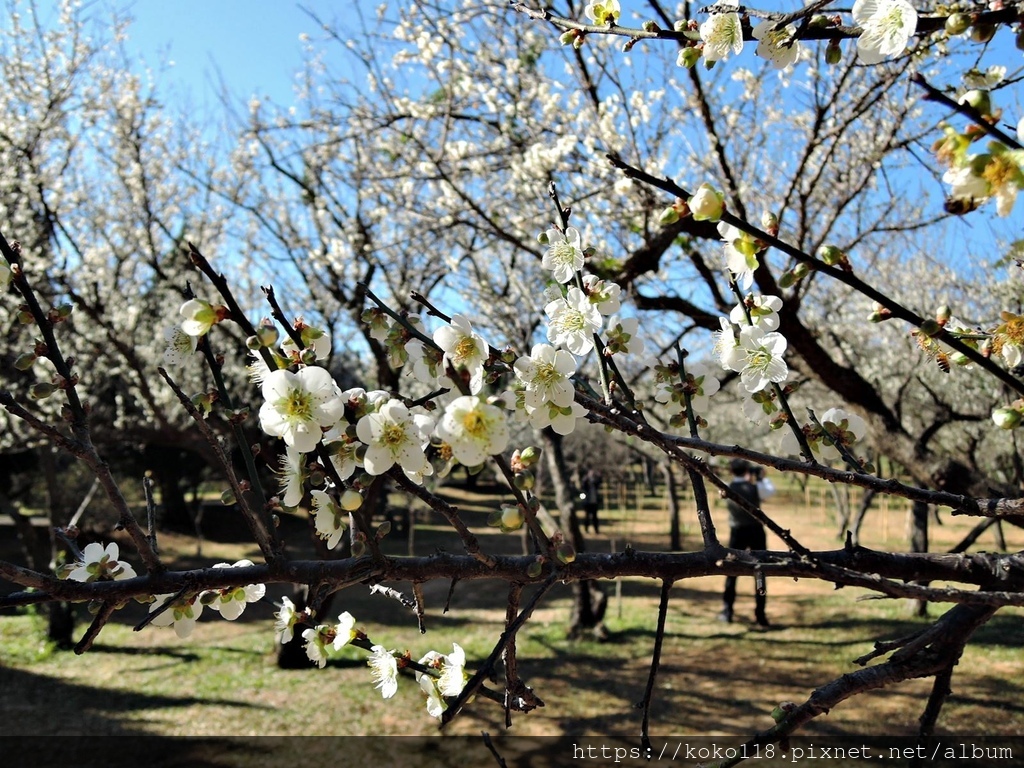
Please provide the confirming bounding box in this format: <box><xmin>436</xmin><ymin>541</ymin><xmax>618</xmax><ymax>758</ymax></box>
<box><xmin>274</xmin><ymin>602</ymin><xmax>467</xmax><ymax>717</ymax></box>
<box><xmin>149</xmin><ymin>560</ymin><xmax>266</xmax><ymax>638</ymax></box>
<box><xmin>685</xmin><ymin>0</ymin><xmax>916</xmax><ymax>69</ymax></box>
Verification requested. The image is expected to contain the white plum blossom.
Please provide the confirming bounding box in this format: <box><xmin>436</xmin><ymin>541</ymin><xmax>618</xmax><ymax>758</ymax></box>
<box><xmin>259</xmin><ymin>366</ymin><xmax>344</xmax><ymax>453</ymax></box>
<box><xmin>283</xmin><ymin>328</ymin><xmax>331</xmax><ymax>361</ymax></box>
<box><xmin>962</xmin><ymin>65</ymin><xmax>1006</xmax><ymax>90</ymax></box>
<box><xmin>584</xmin><ymin>0</ymin><xmax>620</xmax><ymax>25</ymax></box>
<box><xmin>302</xmin><ymin>625</ymin><xmax>332</xmax><ymax>668</ymax></box>
<box><xmin>545</xmin><ymin>286</ymin><xmax>603</xmax><ymax>355</ymax></box>
<box><xmin>435</xmin><ymin>395</ymin><xmax>510</xmax><ymax>466</ymax></box>
<box><xmin>700</xmin><ymin>1</ymin><xmax>743</xmax><ymax>63</ymax></box>
<box><xmin>582</xmin><ymin>274</ymin><xmax>622</xmax><ymax>315</ymax></box>
<box><xmin>542</xmin><ymin>227</ymin><xmax>584</xmax><ymax>284</ymax></box>
<box><xmin>433</xmin><ymin>314</ymin><xmax>488</xmax><ymax>394</ymax></box>
<box><xmin>852</xmin><ymin>0</ymin><xmax>918</xmax><ymax>64</ymax></box>
<box><xmin>438</xmin><ymin>642</ymin><xmax>468</xmax><ymax>697</ymax></box>
<box><xmin>311</xmin><ymin>489</ymin><xmax>347</xmax><ymax>549</ymax></box>
<box><xmin>529</xmin><ymin>400</ymin><xmax>589</xmax><ymax>435</ymax></box>
<box><xmin>356</xmin><ymin>399</ymin><xmax>432</xmax><ymax>476</ymax></box>
<box><xmin>781</xmin><ymin>407</ymin><xmax>867</xmax><ymax>460</ymax></box>
<box><xmin>514</xmin><ymin>344</ymin><xmax>576</xmax><ymax>411</ymax></box>
<box><xmin>278</xmin><ymin>447</ymin><xmax>305</xmax><ymax>507</ymax></box>
<box><xmin>204</xmin><ymin>560</ymin><xmax>266</xmax><ymax>621</ymax></box>
<box><xmin>719</xmin><ymin>222</ymin><xmax>760</xmax><ymax>289</ymax></box>
<box><xmin>419</xmin><ymin>673</ymin><xmax>447</xmax><ymax>718</ymax></box>
<box><xmin>149</xmin><ymin>593</ymin><xmax>204</xmax><ymax>639</ymax></box>
<box><xmin>730</xmin><ymin>295</ymin><xmax>783</xmax><ymax>331</ymax></box>
<box><xmin>368</xmin><ymin>645</ymin><xmax>400</xmax><ymax>699</ymax></box>
<box><xmin>179</xmin><ymin>298</ymin><xmax>222</xmax><ymax>337</ymax></box>
<box><xmin>274</xmin><ymin>596</ymin><xmax>299</xmax><ymax>644</ymax></box>
<box><xmin>604</xmin><ymin>315</ymin><xmax>648</xmax><ymax>360</ymax></box>
<box><xmin>162</xmin><ymin>325</ymin><xmax>198</xmax><ymax>368</ymax></box>
<box><xmin>722</xmin><ymin>326</ymin><xmax>789</xmax><ymax>393</ymax></box>
<box><xmin>752</xmin><ymin>21</ymin><xmax>800</xmax><ymax>69</ymax></box>
<box><xmin>67</xmin><ymin>542</ymin><xmax>136</xmax><ymax>582</ymax></box>
<box><xmin>333</xmin><ymin>611</ymin><xmax>357</xmax><ymax>650</ymax></box>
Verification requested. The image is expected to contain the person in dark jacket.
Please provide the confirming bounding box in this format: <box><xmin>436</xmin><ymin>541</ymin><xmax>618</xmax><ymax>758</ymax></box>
<box><xmin>718</xmin><ymin>459</ymin><xmax>769</xmax><ymax>627</ymax></box>
<box><xmin>580</xmin><ymin>468</ymin><xmax>603</xmax><ymax>534</ymax></box>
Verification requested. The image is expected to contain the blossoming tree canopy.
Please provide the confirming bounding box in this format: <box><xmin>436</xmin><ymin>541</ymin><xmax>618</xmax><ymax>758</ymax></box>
<box><xmin>1</xmin><ymin>0</ymin><xmax>1024</xmax><ymax>753</ymax></box>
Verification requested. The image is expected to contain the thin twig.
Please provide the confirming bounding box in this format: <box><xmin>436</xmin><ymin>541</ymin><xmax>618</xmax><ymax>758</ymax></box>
<box><xmin>640</xmin><ymin>580</ymin><xmax>673</xmax><ymax>753</ymax></box>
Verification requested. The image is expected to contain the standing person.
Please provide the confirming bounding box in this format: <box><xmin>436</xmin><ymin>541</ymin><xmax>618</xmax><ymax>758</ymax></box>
<box><xmin>718</xmin><ymin>459</ymin><xmax>769</xmax><ymax>627</ymax></box>
<box><xmin>580</xmin><ymin>468</ymin><xmax>603</xmax><ymax>534</ymax></box>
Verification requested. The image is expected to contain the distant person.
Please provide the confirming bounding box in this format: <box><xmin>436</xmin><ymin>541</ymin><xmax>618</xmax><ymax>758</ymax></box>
<box><xmin>718</xmin><ymin>459</ymin><xmax>769</xmax><ymax>627</ymax></box>
<box><xmin>579</xmin><ymin>468</ymin><xmax>603</xmax><ymax>534</ymax></box>
<box><xmin>752</xmin><ymin>465</ymin><xmax>775</xmax><ymax>502</ymax></box>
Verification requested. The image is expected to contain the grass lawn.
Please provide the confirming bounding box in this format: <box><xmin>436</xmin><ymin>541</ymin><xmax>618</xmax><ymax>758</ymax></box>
<box><xmin>1</xmin><ymin>476</ymin><xmax>1022</xmax><ymax>756</ymax></box>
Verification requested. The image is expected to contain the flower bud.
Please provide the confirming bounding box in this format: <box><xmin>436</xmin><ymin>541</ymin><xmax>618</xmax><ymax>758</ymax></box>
<box><xmin>559</xmin><ymin>29</ymin><xmax>577</xmax><ymax>46</ymax></box>
<box><xmin>793</xmin><ymin>262</ymin><xmax>810</xmax><ymax>279</ymax></box>
<box><xmin>959</xmin><ymin>89</ymin><xmax>992</xmax><ymax>116</ymax></box>
<box><xmin>824</xmin><ymin>39</ymin><xmax>842</xmax><ymax>65</ymax></box>
<box><xmin>642</xmin><ymin>20</ymin><xmax>659</xmax><ymax>33</ymax></box>
<box><xmin>817</xmin><ymin>244</ymin><xmax>844</xmax><ymax>266</ymax></box>
<box><xmin>14</xmin><ymin>352</ymin><xmax>37</xmax><ymax>371</ymax></box>
<box><xmin>676</xmin><ymin>46</ymin><xmax>701</xmax><ymax>68</ymax></box>
<box><xmin>220</xmin><ymin>488</ymin><xmax>237</xmax><ymax>505</ymax></box>
<box><xmin>340</xmin><ymin>488</ymin><xmax>363</xmax><ymax>511</ymax></box>
<box><xmin>555</xmin><ymin>541</ymin><xmax>576</xmax><ymax>564</ymax></box>
<box><xmin>970</xmin><ymin>24</ymin><xmax>995</xmax><ymax>43</ymax></box>
<box><xmin>514</xmin><ymin>470</ymin><xmax>535</xmax><ymax>491</ymax></box>
<box><xmin>375</xmin><ymin>521</ymin><xmax>391</xmax><ymax>540</ymax></box>
<box><xmin>537</xmin><ymin>230</ymin><xmax>550</xmax><ymax>245</ymax></box>
<box><xmin>526</xmin><ymin>558</ymin><xmax>544</xmax><ymax>578</ymax></box>
<box><xmin>778</xmin><ymin>270</ymin><xmax>798</xmax><ymax>289</ymax></box>
<box><xmin>771</xmin><ymin>701</ymin><xmax>798</xmax><ymax>722</ymax></box>
<box><xmin>992</xmin><ymin>407</ymin><xmax>1022</xmax><ymax>429</ymax></box>
<box><xmin>245</xmin><ymin>334</ymin><xmax>262</xmax><ymax>350</ymax></box>
<box><xmin>519</xmin><ymin>446</ymin><xmax>540</xmax><ymax>467</ymax></box>
<box><xmin>658</xmin><ymin>205</ymin><xmax>680</xmax><ymax>226</ymax></box>
<box><xmin>945</xmin><ymin>13</ymin><xmax>971</xmax><ymax>36</ymax></box>
<box><xmin>29</xmin><ymin>382</ymin><xmax>55</xmax><ymax>400</ymax></box>
<box><xmin>919</xmin><ymin>319</ymin><xmax>943</xmax><ymax>337</ymax></box>
<box><xmin>935</xmin><ymin>305</ymin><xmax>951</xmax><ymax>326</ymax></box>
<box><xmin>256</xmin><ymin>321</ymin><xmax>279</xmax><ymax>347</ymax></box>
<box><xmin>760</xmin><ymin>211</ymin><xmax>779</xmax><ymax>233</ymax></box>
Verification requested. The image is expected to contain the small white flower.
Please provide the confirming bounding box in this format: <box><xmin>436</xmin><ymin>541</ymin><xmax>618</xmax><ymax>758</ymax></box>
<box><xmin>278</xmin><ymin>447</ymin><xmax>305</xmax><ymax>507</ymax></box>
<box><xmin>150</xmin><ymin>593</ymin><xmax>203</xmax><ymax>639</ymax></box>
<box><xmin>311</xmin><ymin>489</ymin><xmax>347</xmax><ymax>549</ymax></box>
<box><xmin>356</xmin><ymin>399</ymin><xmax>431</xmax><ymax>476</ymax></box>
<box><xmin>274</xmin><ymin>596</ymin><xmax>299</xmax><ymax>644</ymax></box>
<box><xmin>582</xmin><ymin>274</ymin><xmax>622</xmax><ymax>315</ymax></box>
<box><xmin>435</xmin><ymin>395</ymin><xmax>510</xmax><ymax>466</ymax></box>
<box><xmin>514</xmin><ymin>344</ymin><xmax>577</xmax><ymax>410</ymax></box>
<box><xmin>162</xmin><ymin>325</ymin><xmax>198</xmax><ymax>368</ymax></box>
<box><xmin>718</xmin><ymin>222</ymin><xmax>760</xmax><ymax>290</ymax></box>
<box><xmin>542</xmin><ymin>227</ymin><xmax>585</xmax><ymax>284</ymax></box>
<box><xmin>259</xmin><ymin>366</ymin><xmax>344</xmax><ymax>453</ymax></box>
<box><xmin>700</xmin><ymin>1</ymin><xmax>744</xmax><ymax>62</ymax></box>
<box><xmin>205</xmin><ymin>560</ymin><xmax>266</xmax><ymax>621</ymax></box>
<box><xmin>817</xmin><ymin>407</ymin><xmax>867</xmax><ymax>462</ymax></box>
<box><xmin>433</xmin><ymin>315</ymin><xmax>488</xmax><ymax>394</ymax></box>
<box><xmin>67</xmin><ymin>542</ymin><xmax>136</xmax><ymax>583</ymax></box>
<box><xmin>179</xmin><ymin>298</ymin><xmax>222</xmax><ymax>337</ymax></box>
<box><xmin>752</xmin><ymin>20</ymin><xmax>800</xmax><ymax>69</ymax></box>
<box><xmin>545</xmin><ymin>287</ymin><xmax>603</xmax><ymax>356</ymax></box>
<box><xmin>302</xmin><ymin>626</ymin><xmax>331</xmax><ymax>668</ymax></box>
<box><xmin>584</xmin><ymin>0</ymin><xmax>620</xmax><ymax>25</ymax></box>
<box><xmin>282</xmin><ymin>328</ymin><xmax>331</xmax><ymax>361</ymax></box>
<box><xmin>604</xmin><ymin>315</ymin><xmax>647</xmax><ymax>358</ymax></box>
<box><xmin>529</xmin><ymin>400</ymin><xmax>588</xmax><ymax>436</ymax></box>
<box><xmin>852</xmin><ymin>0</ymin><xmax>917</xmax><ymax>64</ymax></box>
<box><xmin>962</xmin><ymin>65</ymin><xmax>1005</xmax><ymax>90</ymax></box>
<box><xmin>368</xmin><ymin>645</ymin><xmax>399</xmax><ymax>699</ymax></box>
<box><xmin>438</xmin><ymin>642</ymin><xmax>468</xmax><ymax>697</ymax></box>
<box><xmin>333</xmin><ymin>611</ymin><xmax>357</xmax><ymax>650</ymax></box>
<box><xmin>722</xmin><ymin>326</ymin><xmax>789</xmax><ymax>393</ymax></box>
<box><xmin>419</xmin><ymin>674</ymin><xmax>447</xmax><ymax>718</ymax></box>
<box><xmin>730</xmin><ymin>294</ymin><xmax>783</xmax><ymax>331</ymax></box>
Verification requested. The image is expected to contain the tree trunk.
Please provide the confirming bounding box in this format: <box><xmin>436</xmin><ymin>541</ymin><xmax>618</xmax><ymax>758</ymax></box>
<box><xmin>662</xmin><ymin>459</ymin><xmax>682</xmax><ymax>551</ymax></box>
<box><xmin>540</xmin><ymin>428</ymin><xmax>608</xmax><ymax>640</ymax></box>
<box><xmin>41</xmin><ymin>448</ymin><xmax>75</xmax><ymax>649</ymax></box>
<box><xmin>908</xmin><ymin>500</ymin><xmax>929</xmax><ymax>617</ymax></box>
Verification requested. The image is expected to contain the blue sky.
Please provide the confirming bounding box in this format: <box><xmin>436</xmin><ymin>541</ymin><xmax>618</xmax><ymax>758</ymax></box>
<box><xmin>120</xmin><ymin>1</ymin><xmax>340</xmax><ymax>108</ymax></box>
